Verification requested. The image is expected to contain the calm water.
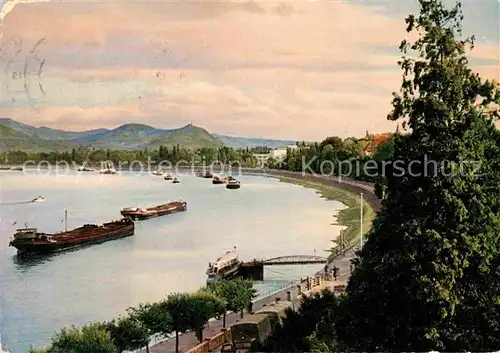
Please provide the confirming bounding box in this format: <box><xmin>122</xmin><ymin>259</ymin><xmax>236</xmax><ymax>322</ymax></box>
<box><xmin>0</xmin><ymin>170</ymin><xmax>345</xmax><ymax>352</ymax></box>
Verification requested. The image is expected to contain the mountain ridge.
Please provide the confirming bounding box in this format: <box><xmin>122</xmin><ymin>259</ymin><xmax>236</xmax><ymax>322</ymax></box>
<box><xmin>0</xmin><ymin>118</ymin><xmax>295</xmax><ymax>151</ymax></box>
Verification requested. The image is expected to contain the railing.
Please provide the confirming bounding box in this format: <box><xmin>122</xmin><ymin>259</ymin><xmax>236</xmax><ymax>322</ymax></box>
<box><xmin>183</xmin><ymin>275</ymin><xmax>330</xmax><ymax>353</ymax></box>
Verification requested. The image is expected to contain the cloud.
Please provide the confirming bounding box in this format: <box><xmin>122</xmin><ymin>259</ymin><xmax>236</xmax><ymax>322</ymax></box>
<box><xmin>1</xmin><ymin>0</ymin><xmax>498</xmax><ymax>140</ymax></box>
<box><xmin>0</xmin><ymin>0</ymin><xmax>50</xmax><ymax>23</ymax></box>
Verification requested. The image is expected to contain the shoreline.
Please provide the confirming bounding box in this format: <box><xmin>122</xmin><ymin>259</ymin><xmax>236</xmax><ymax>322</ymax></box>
<box><xmin>277</xmin><ymin>176</ymin><xmax>375</xmax><ymax>259</ymax></box>
<box><xmin>145</xmin><ymin>174</ymin><xmax>376</xmax><ymax>352</ymax></box>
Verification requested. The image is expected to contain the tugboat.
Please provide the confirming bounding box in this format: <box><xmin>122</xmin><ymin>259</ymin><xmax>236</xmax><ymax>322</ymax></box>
<box><xmin>31</xmin><ymin>196</ymin><xmax>45</xmax><ymax>203</ymax></box>
<box><xmin>164</xmin><ymin>173</ymin><xmax>173</xmax><ymax>180</ymax></box>
<box><xmin>206</xmin><ymin>247</ymin><xmax>241</xmax><ymax>285</ymax></box>
<box><xmin>9</xmin><ymin>217</ymin><xmax>135</xmax><ymax>255</ymax></box>
<box><xmin>226</xmin><ymin>179</ymin><xmax>241</xmax><ymax>189</ymax></box>
<box><xmin>121</xmin><ymin>200</ymin><xmax>187</xmax><ymax>220</ymax></box>
<box><xmin>172</xmin><ymin>177</ymin><xmax>180</xmax><ymax>184</ymax></box>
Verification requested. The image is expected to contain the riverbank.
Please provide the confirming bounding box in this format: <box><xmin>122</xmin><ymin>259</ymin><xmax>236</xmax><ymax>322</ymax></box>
<box><xmin>278</xmin><ymin>176</ymin><xmax>375</xmax><ymax>258</ymax></box>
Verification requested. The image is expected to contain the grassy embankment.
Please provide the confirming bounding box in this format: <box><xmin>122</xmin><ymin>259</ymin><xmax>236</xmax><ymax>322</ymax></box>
<box><xmin>279</xmin><ymin>176</ymin><xmax>375</xmax><ymax>260</ymax></box>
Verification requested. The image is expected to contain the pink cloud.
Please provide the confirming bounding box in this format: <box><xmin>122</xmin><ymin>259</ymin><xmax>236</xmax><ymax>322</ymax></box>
<box><xmin>1</xmin><ymin>0</ymin><xmax>498</xmax><ymax>140</ymax></box>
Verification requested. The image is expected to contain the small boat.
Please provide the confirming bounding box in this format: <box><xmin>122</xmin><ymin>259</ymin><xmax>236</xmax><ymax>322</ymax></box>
<box><xmin>226</xmin><ymin>179</ymin><xmax>241</xmax><ymax>189</ymax></box>
<box><xmin>9</xmin><ymin>166</ymin><xmax>23</xmax><ymax>171</ymax></box>
<box><xmin>212</xmin><ymin>176</ymin><xmax>226</xmax><ymax>184</ymax></box>
<box><xmin>100</xmin><ymin>168</ymin><xmax>116</xmax><ymax>174</ymax></box>
<box><xmin>153</xmin><ymin>170</ymin><xmax>164</xmax><ymax>176</ymax></box>
<box><xmin>164</xmin><ymin>174</ymin><xmax>173</xmax><ymax>180</ymax></box>
<box><xmin>31</xmin><ymin>196</ymin><xmax>45</xmax><ymax>203</ymax></box>
<box><xmin>121</xmin><ymin>200</ymin><xmax>187</xmax><ymax>221</ymax></box>
<box><xmin>172</xmin><ymin>177</ymin><xmax>180</xmax><ymax>184</ymax></box>
<box><xmin>100</xmin><ymin>163</ymin><xmax>116</xmax><ymax>174</ymax></box>
<box><xmin>77</xmin><ymin>166</ymin><xmax>95</xmax><ymax>172</ymax></box>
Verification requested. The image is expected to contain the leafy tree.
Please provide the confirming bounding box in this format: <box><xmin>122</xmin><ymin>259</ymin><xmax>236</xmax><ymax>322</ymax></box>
<box><xmin>334</xmin><ymin>0</ymin><xmax>500</xmax><ymax>351</ymax></box>
<box><xmin>320</xmin><ymin>136</ymin><xmax>342</xmax><ymax>150</ymax></box>
<box><xmin>47</xmin><ymin>323</ymin><xmax>117</xmax><ymax>353</ymax></box>
<box><xmin>263</xmin><ymin>289</ymin><xmax>337</xmax><ymax>352</ymax></box>
<box><xmin>104</xmin><ymin>316</ymin><xmax>150</xmax><ymax>353</ymax></box>
<box><xmin>205</xmin><ymin>278</ymin><xmax>257</xmax><ymax>326</ymax></box>
<box><xmin>188</xmin><ymin>291</ymin><xmax>225</xmax><ymax>342</ymax></box>
<box><xmin>162</xmin><ymin>293</ymin><xmax>193</xmax><ymax>353</ymax></box>
<box><xmin>128</xmin><ymin>302</ymin><xmax>172</xmax><ymax>344</ymax></box>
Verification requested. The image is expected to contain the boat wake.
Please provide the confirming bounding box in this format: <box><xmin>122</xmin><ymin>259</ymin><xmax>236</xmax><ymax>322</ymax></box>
<box><xmin>2</xmin><ymin>197</ymin><xmax>45</xmax><ymax>205</ymax></box>
<box><xmin>2</xmin><ymin>201</ymin><xmax>33</xmax><ymax>205</ymax></box>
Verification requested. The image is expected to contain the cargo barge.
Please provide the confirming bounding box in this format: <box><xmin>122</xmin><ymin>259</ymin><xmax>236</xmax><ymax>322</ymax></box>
<box><xmin>9</xmin><ymin>218</ymin><xmax>135</xmax><ymax>255</ymax></box>
<box><xmin>121</xmin><ymin>200</ymin><xmax>187</xmax><ymax>221</ymax></box>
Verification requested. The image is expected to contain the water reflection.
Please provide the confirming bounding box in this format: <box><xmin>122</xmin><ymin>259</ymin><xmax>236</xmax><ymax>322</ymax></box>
<box><xmin>12</xmin><ymin>252</ymin><xmax>54</xmax><ymax>271</ymax></box>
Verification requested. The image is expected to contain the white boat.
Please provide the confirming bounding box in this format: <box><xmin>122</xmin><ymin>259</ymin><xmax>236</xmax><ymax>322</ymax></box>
<box><xmin>77</xmin><ymin>166</ymin><xmax>95</xmax><ymax>172</ymax></box>
<box><xmin>206</xmin><ymin>247</ymin><xmax>241</xmax><ymax>284</ymax></box>
<box><xmin>0</xmin><ymin>334</ymin><xmax>11</xmax><ymax>353</ymax></box>
<box><xmin>100</xmin><ymin>168</ymin><xmax>116</xmax><ymax>174</ymax></box>
<box><xmin>9</xmin><ymin>166</ymin><xmax>23</xmax><ymax>171</ymax></box>
<box><xmin>153</xmin><ymin>170</ymin><xmax>164</xmax><ymax>176</ymax></box>
<box><xmin>31</xmin><ymin>196</ymin><xmax>45</xmax><ymax>203</ymax></box>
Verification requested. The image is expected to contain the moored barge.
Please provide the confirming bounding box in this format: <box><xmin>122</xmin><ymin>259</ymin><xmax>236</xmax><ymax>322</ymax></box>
<box><xmin>9</xmin><ymin>219</ymin><xmax>135</xmax><ymax>255</ymax></box>
<box><xmin>121</xmin><ymin>200</ymin><xmax>187</xmax><ymax>221</ymax></box>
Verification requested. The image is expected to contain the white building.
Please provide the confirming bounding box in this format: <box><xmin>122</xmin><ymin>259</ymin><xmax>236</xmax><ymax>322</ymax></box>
<box><xmin>252</xmin><ymin>145</ymin><xmax>298</xmax><ymax>166</ymax></box>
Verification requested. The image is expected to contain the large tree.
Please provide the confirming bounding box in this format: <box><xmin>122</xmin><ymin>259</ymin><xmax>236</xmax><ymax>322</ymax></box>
<box><xmin>205</xmin><ymin>278</ymin><xmax>257</xmax><ymax>326</ymax></box>
<box><xmin>334</xmin><ymin>0</ymin><xmax>500</xmax><ymax>351</ymax></box>
<box><xmin>104</xmin><ymin>316</ymin><xmax>150</xmax><ymax>353</ymax></box>
<box><xmin>47</xmin><ymin>323</ymin><xmax>117</xmax><ymax>353</ymax></box>
<box><xmin>162</xmin><ymin>293</ymin><xmax>193</xmax><ymax>353</ymax></box>
<box><xmin>188</xmin><ymin>291</ymin><xmax>225</xmax><ymax>342</ymax></box>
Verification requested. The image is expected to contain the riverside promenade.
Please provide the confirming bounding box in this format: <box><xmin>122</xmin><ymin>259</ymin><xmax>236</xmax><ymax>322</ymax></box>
<box><xmin>145</xmin><ymin>171</ymin><xmax>381</xmax><ymax>353</ymax></box>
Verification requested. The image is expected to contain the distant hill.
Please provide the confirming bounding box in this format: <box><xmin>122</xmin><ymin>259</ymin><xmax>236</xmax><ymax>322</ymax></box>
<box><xmin>0</xmin><ymin>124</ymin><xmax>69</xmax><ymax>152</ymax></box>
<box><xmin>0</xmin><ymin>118</ymin><xmax>296</xmax><ymax>152</ymax></box>
<box><xmin>214</xmin><ymin>134</ymin><xmax>295</xmax><ymax>149</ymax></box>
<box><xmin>0</xmin><ymin>118</ymin><xmax>109</xmax><ymax>141</ymax></box>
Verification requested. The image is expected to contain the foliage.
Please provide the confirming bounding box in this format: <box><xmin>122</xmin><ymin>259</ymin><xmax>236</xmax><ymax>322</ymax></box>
<box><xmin>188</xmin><ymin>291</ymin><xmax>226</xmax><ymax>342</ymax></box>
<box><xmin>47</xmin><ymin>323</ymin><xmax>117</xmax><ymax>353</ymax></box>
<box><xmin>127</xmin><ymin>302</ymin><xmax>172</xmax><ymax>338</ymax></box>
<box><xmin>205</xmin><ymin>278</ymin><xmax>257</xmax><ymax>324</ymax></box>
<box><xmin>0</xmin><ymin>145</ymin><xmax>260</xmax><ymax>167</ymax></box>
<box><xmin>262</xmin><ymin>289</ymin><xmax>338</xmax><ymax>352</ymax></box>
<box><xmin>334</xmin><ymin>0</ymin><xmax>500</xmax><ymax>351</ymax></box>
<box><xmin>162</xmin><ymin>293</ymin><xmax>193</xmax><ymax>353</ymax></box>
<box><xmin>104</xmin><ymin>316</ymin><xmax>150</xmax><ymax>353</ymax></box>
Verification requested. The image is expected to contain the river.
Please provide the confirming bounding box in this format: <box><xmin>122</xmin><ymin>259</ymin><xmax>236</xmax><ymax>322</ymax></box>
<box><xmin>0</xmin><ymin>170</ymin><xmax>346</xmax><ymax>352</ymax></box>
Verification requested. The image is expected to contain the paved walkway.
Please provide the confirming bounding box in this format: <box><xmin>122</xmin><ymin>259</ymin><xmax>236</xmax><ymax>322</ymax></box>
<box><xmin>144</xmin><ymin>170</ymin><xmax>373</xmax><ymax>353</ymax></box>
<box><xmin>144</xmin><ymin>255</ymin><xmax>354</xmax><ymax>353</ymax></box>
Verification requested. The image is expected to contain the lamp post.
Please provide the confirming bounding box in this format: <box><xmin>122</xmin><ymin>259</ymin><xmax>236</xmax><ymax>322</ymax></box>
<box><xmin>360</xmin><ymin>192</ymin><xmax>364</xmax><ymax>249</ymax></box>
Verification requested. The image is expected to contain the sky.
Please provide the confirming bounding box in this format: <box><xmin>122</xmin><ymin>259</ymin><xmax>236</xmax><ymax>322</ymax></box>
<box><xmin>0</xmin><ymin>0</ymin><xmax>498</xmax><ymax>140</ymax></box>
